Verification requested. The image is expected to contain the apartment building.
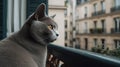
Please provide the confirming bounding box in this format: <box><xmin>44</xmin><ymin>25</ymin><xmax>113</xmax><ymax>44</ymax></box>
<box><xmin>76</xmin><ymin>0</ymin><xmax>120</xmax><ymax>50</ymax></box>
<box><xmin>48</xmin><ymin>0</ymin><xmax>67</xmax><ymax>46</ymax></box>
<box><xmin>64</xmin><ymin>0</ymin><xmax>73</xmax><ymax>47</ymax></box>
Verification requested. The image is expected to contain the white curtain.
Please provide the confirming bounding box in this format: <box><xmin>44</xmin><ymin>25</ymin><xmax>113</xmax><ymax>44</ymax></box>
<box><xmin>7</xmin><ymin>0</ymin><xmax>26</xmax><ymax>36</ymax></box>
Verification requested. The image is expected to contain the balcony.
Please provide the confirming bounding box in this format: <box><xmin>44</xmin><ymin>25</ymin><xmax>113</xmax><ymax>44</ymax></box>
<box><xmin>111</xmin><ymin>6</ymin><xmax>120</xmax><ymax>13</ymax></box>
<box><xmin>89</xmin><ymin>28</ymin><xmax>106</xmax><ymax>34</ymax></box>
<box><xmin>47</xmin><ymin>44</ymin><xmax>120</xmax><ymax>67</ymax></box>
<box><xmin>111</xmin><ymin>28</ymin><xmax>120</xmax><ymax>33</ymax></box>
<box><xmin>92</xmin><ymin>10</ymin><xmax>105</xmax><ymax>17</ymax></box>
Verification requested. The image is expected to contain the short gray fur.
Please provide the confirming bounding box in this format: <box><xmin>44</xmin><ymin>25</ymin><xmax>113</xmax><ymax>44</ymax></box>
<box><xmin>0</xmin><ymin>3</ymin><xmax>58</xmax><ymax>67</ymax></box>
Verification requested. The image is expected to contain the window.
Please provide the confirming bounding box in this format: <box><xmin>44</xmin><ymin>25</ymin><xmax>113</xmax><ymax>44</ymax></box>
<box><xmin>65</xmin><ymin>0</ymin><xmax>68</xmax><ymax>7</ymax></box>
<box><xmin>93</xmin><ymin>3</ymin><xmax>97</xmax><ymax>13</ymax></box>
<box><xmin>73</xmin><ymin>27</ymin><xmax>76</xmax><ymax>30</ymax></box>
<box><xmin>114</xmin><ymin>0</ymin><xmax>120</xmax><ymax>7</ymax></box>
<box><xmin>94</xmin><ymin>39</ymin><xmax>98</xmax><ymax>47</ymax></box>
<box><xmin>84</xmin><ymin>7</ymin><xmax>87</xmax><ymax>18</ymax></box>
<box><xmin>70</xmin><ymin>21</ymin><xmax>72</xmax><ymax>25</ymax></box>
<box><xmin>77</xmin><ymin>0</ymin><xmax>81</xmax><ymax>5</ymax></box>
<box><xmin>81</xmin><ymin>0</ymin><xmax>88</xmax><ymax>3</ymax></box>
<box><xmin>65</xmin><ymin>20</ymin><xmax>67</xmax><ymax>28</ymax></box>
<box><xmin>84</xmin><ymin>0</ymin><xmax>88</xmax><ymax>2</ymax></box>
<box><xmin>114</xmin><ymin>17</ymin><xmax>120</xmax><ymax>32</ymax></box>
<box><xmin>84</xmin><ymin>22</ymin><xmax>88</xmax><ymax>33</ymax></box>
<box><xmin>94</xmin><ymin>21</ymin><xmax>97</xmax><ymax>32</ymax></box>
<box><xmin>76</xmin><ymin>23</ymin><xmax>79</xmax><ymax>34</ymax></box>
<box><xmin>70</xmin><ymin>12</ymin><xmax>72</xmax><ymax>16</ymax></box>
<box><xmin>75</xmin><ymin>38</ymin><xmax>80</xmax><ymax>49</ymax></box>
<box><xmin>81</xmin><ymin>0</ymin><xmax>84</xmax><ymax>3</ymax></box>
<box><xmin>64</xmin><ymin>10</ymin><xmax>67</xmax><ymax>17</ymax></box>
<box><xmin>65</xmin><ymin>32</ymin><xmax>67</xmax><ymax>40</ymax></box>
<box><xmin>114</xmin><ymin>40</ymin><xmax>120</xmax><ymax>49</ymax></box>
<box><xmin>101</xmin><ymin>1</ymin><xmax>105</xmax><ymax>11</ymax></box>
<box><xmin>84</xmin><ymin>38</ymin><xmax>88</xmax><ymax>50</ymax></box>
<box><xmin>101</xmin><ymin>20</ymin><xmax>106</xmax><ymax>32</ymax></box>
<box><xmin>101</xmin><ymin>39</ymin><xmax>105</xmax><ymax>49</ymax></box>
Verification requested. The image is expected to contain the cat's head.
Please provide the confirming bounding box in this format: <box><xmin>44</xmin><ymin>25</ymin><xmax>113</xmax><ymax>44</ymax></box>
<box><xmin>29</xmin><ymin>3</ymin><xmax>59</xmax><ymax>44</ymax></box>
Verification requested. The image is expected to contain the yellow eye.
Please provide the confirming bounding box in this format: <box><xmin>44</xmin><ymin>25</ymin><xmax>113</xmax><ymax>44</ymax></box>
<box><xmin>48</xmin><ymin>25</ymin><xmax>53</xmax><ymax>30</ymax></box>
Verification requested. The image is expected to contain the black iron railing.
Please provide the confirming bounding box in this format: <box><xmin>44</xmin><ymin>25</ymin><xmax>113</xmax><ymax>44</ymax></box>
<box><xmin>92</xmin><ymin>10</ymin><xmax>105</xmax><ymax>16</ymax></box>
<box><xmin>111</xmin><ymin>6</ymin><xmax>120</xmax><ymax>12</ymax></box>
<box><xmin>47</xmin><ymin>44</ymin><xmax>120</xmax><ymax>67</ymax></box>
<box><xmin>89</xmin><ymin>28</ymin><xmax>106</xmax><ymax>34</ymax></box>
<box><xmin>111</xmin><ymin>28</ymin><xmax>120</xmax><ymax>33</ymax></box>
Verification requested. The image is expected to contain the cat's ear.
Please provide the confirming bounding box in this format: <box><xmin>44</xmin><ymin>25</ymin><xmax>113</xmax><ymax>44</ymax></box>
<box><xmin>35</xmin><ymin>3</ymin><xmax>47</xmax><ymax>19</ymax></box>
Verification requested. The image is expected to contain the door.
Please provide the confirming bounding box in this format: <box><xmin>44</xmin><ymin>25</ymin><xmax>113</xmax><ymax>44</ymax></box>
<box><xmin>0</xmin><ymin>0</ymin><xmax>7</xmax><ymax>40</ymax></box>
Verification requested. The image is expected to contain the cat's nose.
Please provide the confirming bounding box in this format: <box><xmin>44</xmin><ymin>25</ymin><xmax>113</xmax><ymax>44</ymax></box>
<box><xmin>56</xmin><ymin>34</ymin><xmax>59</xmax><ymax>36</ymax></box>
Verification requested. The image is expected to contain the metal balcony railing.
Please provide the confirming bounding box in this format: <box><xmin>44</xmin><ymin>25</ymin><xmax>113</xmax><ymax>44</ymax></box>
<box><xmin>98</xmin><ymin>10</ymin><xmax>105</xmax><ymax>15</ymax></box>
<box><xmin>47</xmin><ymin>44</ymin><xmax>120</xmax><ymax>67</ymax></box>
<box><xmin>92</xmin><ymin>10</ymin><xmax>105</xmax><ymax>17</ymax></box>
<box><xmin>111</xmin><ymin>28</ymin><xmax>120</xmax><ymax>33</ymax></box>
<box><xmin>89</xmin><ymin>28</ymin><xmax>106</xmax><ymax>34</ymax></box>
<box><xmin>111</xmin><ymin>6</ymin><xmax>120</xmax><ymax>12</ymax></box>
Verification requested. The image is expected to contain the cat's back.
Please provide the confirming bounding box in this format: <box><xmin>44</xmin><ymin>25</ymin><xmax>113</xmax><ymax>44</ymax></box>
<box><xmin>0</xmin><ymin>38</ymin><xmax>38</xmax><ymax>67</ymax></box>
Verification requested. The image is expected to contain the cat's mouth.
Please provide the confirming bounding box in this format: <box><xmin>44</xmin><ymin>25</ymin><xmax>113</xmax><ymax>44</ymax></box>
<box><xmin>45</xmin><ymin>38</ymin><xmax>57</xmax><ymax>43</ymax></box>
<box><xmin>50</xmin><ymin>39</ymin><xmax>57</xmax><ymax>42</ymax></box>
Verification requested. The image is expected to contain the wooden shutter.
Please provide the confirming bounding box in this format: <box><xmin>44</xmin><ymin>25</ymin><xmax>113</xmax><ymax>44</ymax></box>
<box><xmin>0</xmin><ymin>0</ymin><xmax>7</xmax><ymax>40</ymax></box>
<box><xmin>26</xmin><ymin>0</ymin><xmax>48</xmax><ymax>18</ymax></box>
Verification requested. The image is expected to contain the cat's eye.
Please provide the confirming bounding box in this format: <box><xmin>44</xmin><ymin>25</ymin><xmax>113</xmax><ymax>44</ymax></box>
<box><xmin>48</xmin><ymin>25</ymin><xmax>54</xmax><ymax>30</ymax></box>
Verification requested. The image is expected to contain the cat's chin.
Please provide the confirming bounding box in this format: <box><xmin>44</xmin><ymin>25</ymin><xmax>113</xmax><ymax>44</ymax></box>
<box><xmin>45</xmin><ymin>39</ymin><xmax>56</xmax><ymax>43</ymax></box>
<box><xmin>50</xmin><ymin>39</ymin><xmax>57</xmax><ymax>42</ymax></box>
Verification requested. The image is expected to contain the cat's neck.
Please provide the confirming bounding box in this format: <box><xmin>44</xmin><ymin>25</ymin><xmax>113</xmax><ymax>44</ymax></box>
<box><xmin>10</xmin><ymin>31</ymin><xmax>48</xmax><ymax>67</ymax></box>
<box><xmin>10</xmin><ymin>23</ymin><xmax>47</xmax><ymax>55</ymax></box>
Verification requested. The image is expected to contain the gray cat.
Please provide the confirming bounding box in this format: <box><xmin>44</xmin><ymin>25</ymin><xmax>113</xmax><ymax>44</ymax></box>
<box><xmin>0</xmin><ymin>3</ymin><xmax>58</xmax><ymax>67</ymax></box>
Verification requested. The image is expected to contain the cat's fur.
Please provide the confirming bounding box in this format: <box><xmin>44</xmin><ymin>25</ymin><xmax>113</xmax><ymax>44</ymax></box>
<box><xmin>0</xmin><ymin>3</ymin><xmax>58</xmax><ymax>67</ymax></box>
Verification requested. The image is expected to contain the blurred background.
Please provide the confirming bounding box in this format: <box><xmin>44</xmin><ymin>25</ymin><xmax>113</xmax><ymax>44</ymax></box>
<box><xmin>0</xmin><ymin>0</ymin><xmax>120</xmax><ymax>58</ymax></box>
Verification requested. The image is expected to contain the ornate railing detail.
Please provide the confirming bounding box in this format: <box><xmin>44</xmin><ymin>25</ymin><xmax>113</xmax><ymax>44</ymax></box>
<box><xmin>47</xmin><ymin>44</ymin><xmax>120</xmax><ymax>67</ymax></box>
